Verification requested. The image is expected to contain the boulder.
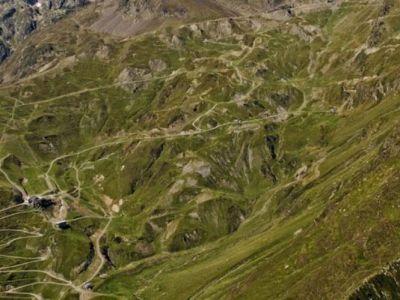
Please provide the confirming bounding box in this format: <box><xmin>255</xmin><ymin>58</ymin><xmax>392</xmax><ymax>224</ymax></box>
<box><xmin>148</xmin><ymin>59</ymin><xmax>167</xmax><ymax>73</ymax></box>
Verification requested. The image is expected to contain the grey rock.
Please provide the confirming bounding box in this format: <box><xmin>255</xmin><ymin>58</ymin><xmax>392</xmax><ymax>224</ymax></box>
<box><xmin>0</xmin><ymin>0</ymin><xmax>88</xmax><ymax>64</ymax></box>
<box><xmin>148</xmin><ymin>58</ymin><xmax>167</xmax><ymax>73</ymax></box>
<box><xmin>0</xmin><ymin>40</ymin><xmax>10</xmax><ymax>63</ymax></box>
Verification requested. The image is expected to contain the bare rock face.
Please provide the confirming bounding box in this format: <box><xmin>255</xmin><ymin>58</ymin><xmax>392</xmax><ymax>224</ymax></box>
<box><xmin>350</xmin><ymin>259</ymin><xmax>400</xmax><ymax>300</ymax></box>
<box><xmin>96</xmin><ymin>45</ymin><xmax>111</xmax><ymax>60</ymax></box>
<box><xmin>117</xmin><ymin>67</ymin><xmax>148</xmax><ymax>83</ymax></box>
<box><xmin>0</xmin><ymin>0</ymin><xmax>88</xmax><ymax>64</ymax></box>
<box><xmin>119</xmin><ymin>0</ymin><xmax>157</xmax><ymax>19</ymax></box>
<box><xmin>116</xmin><ymin>67</ymin><xmax>151</xmax><ymax>92</ymax></box>
<box><xmin>48</xmin><ymin>0</ymin><xmax>88</xmax><ymax>10</ymax></box>
<box><xmin>0</xmin><ymin>0</ymin><xmax>308</xmax><ymax>65</ymax></box>
<box><xmin>0</xmin><ymin>40</ymin><xmax>10</xmax><ymax>63</ymax></box>
<box><xmin>119</xmin><ymin>0</ymin><xmax>187</xmax><ymax>20</ymax></box>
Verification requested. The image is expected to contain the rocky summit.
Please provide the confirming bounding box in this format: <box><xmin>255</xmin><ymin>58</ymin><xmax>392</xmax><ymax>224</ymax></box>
<box><xmin>1</xmin><ymin>0</ymin><xmax>400</xmax><ymax>299</ymax></box>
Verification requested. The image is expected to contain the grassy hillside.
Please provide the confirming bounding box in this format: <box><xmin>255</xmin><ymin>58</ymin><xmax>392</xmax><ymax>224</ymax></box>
<box><xmin>1</xmin><ymin>0</ymin><xmax>400</xmax><ymax>298</ymax></box>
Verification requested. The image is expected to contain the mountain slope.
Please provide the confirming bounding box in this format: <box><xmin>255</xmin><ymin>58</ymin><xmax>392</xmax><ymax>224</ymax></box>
<box><xmin>0</xmin><ymin>0</ymin><xmax>89</xmax><ymax>63</ymax></box>
<box><xmin>1</xmin><ymin>0</ymin><xmax>400</xmax><ymax>299</ymax></box>
<box><xmin>90</xmin><ymin>0</ymin><xmax>239</xmax><ymax>37</ymax></box>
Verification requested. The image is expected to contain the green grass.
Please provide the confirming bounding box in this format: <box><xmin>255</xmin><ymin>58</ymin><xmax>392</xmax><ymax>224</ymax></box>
<box><xmin>1</xmin><ymin>0</ymin><xmax>400</xmax><ymax>298</ymax></box>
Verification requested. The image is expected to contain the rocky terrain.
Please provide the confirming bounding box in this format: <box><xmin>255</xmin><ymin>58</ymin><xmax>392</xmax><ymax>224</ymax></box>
<box><xmin>1</xmin><ymin>0</ymin><xmax>400</xmax><ymax>299</ymax></box>
<box><xmin>0</xmin><ymin>0</ymin><xmax>89</xmax><ymax>63</ymax></box>
<box><xmin>0</xmin><ymin>0</ymin><xmax>320</xmax><ymax>64</ymax></box>
<box><xmin>350</xmin><ymin>259</ymin><xmax>400</xmax><ymax>300</ymax></box>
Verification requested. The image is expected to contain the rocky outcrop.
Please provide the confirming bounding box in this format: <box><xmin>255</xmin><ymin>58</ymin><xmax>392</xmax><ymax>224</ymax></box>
<box><xmin>79</xmin><ymin>241</ymin><xmax>95</xmax><ymax>273</ymax></box>
<box><xmin>116</xmin><ymin>66</ymin><xmax>151</xmax><ymax>92</ymax></box>
<box><xmin>0</xmin><ymin>0</ymin><xmax>88</xmax><ymax>64</ymax></box>
<box><xmin>266</xmin><ymin>135</ymin><xmax>279</xmax><ymax>160</ymax></box>
<box><xmin>119</xmin><ymin>0</ymin><xmax>188</xmax><ymax>19</ymax></box>
<box><xmin>48</xmin><ymin>0</ymin><xmax>88</xmax><ymax>10</ymax></box>
<box><xmin>379</xmin><ymin>125</ymin><xmax>400</xmax><ymax>160</ymax></box>
<box><xmin>0</xmin><ymin>40</ymin><xmax>10</xmax><ymax>63</ymax></box>
<box><xmin>28</xmin><ymin>196</ymin><xmax>55</xmax><ymax>209</ymax></box>
<box><xmin>349</xmin><ymin>259</ymin><xmax>400</xmax><ymax>300</ymax></box>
